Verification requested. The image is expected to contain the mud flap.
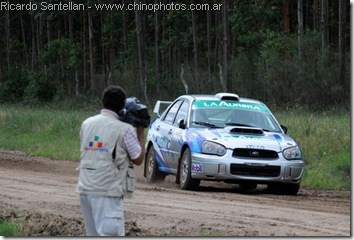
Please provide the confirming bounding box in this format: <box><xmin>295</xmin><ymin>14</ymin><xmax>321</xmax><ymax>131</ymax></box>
<box><xmin>175</xmin><ymin>158</ymin><xmax>181</xmax><ymax>184</ymax></box>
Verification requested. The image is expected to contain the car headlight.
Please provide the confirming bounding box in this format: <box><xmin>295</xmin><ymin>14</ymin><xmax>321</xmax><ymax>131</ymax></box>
<box><xmin>202</xmin><ymin>141</ymin><xmax>226</xmax><ymax>156</ymax></box>
<box><xmin>283</xmin><ymin>146</ymin><xmax>302</xmax><ymax>160</ymax></box>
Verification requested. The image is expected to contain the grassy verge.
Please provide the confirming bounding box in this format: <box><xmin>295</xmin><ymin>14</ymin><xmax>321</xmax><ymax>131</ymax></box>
<box><xmin>0</xmin><ymin>104</ymin><xmax>93</xmax><ymax>161</ymax></box>
<box><xmin>0</xmin><ymin>104</ymin><xmax>350</xmax><ymax>190</ymax></box>
<box><xmin>274</xmin><ymin>109</ymin><xmax>350</xmax><ymax>190</ymax></box>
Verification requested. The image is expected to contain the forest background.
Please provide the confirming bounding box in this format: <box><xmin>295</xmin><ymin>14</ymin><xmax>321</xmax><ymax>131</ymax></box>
<box><xmin>0</xmin><ymin>0</ymin><xmax>350</xmax><ymax>110</ymax></box>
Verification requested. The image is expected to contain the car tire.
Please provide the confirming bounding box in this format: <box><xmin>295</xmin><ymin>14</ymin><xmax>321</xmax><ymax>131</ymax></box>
<box><xmin>267</xmin><ymin>183</ymin><xmax>300</xmax><ymax>196</ymax></box>
<box><xmin>145</xmin><ymin>146</ymin><xmax>166</xmax><ymax>183</ymax></box>
<box><xmin>179</xmin><ymin>148</ymin><xmax>200</xmax><ymax>190</ymax></box>
<box><xmin>239</xmin><ymin>182</ymin><xmax>258</xmax><ymax>193</ymax></box>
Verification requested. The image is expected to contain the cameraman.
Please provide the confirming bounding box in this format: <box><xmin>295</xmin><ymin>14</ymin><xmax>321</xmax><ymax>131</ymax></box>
<box><xmin>76</xmin><ymin>85</ymin><xmax>145</xmax><ymax>236</ymax></box>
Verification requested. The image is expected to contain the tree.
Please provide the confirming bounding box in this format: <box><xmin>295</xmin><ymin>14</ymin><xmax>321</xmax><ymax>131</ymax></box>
<box><xmin>298</xmin><ymin>0</ymin><xmax>304</xmax><ymax>60</ymax></box>
<box><xmin>135</xmin><ymin>0</ymin><xmax>147</xmax><ymax>102</ymax></box>
<box><xmin>222</xmin><ymin>0</ymin><xmax>231</xmax><ymax>92</ymax></box>
<box><xmin>191</xmin><ymin>0</ymin><xmax>201</xmax><ymax>92</ymax></box>
<box><xmin>321</xmin><ymin>0</ymin><xmax>329</xmax><ymax>51</ymax></box>
<box><xmin>5</xmin><ymin>8</ymin><xmax>10</xmax><ymax>68</ymax></box>
<box><xmin>338</xmin><ymin>0</ymin><xmax>346</xmax><ymax>85</ymax></box>
<box><xmin>88</xmin><ymin>10</ymin><xmax>95</xmax><ymax>94</ymax></box>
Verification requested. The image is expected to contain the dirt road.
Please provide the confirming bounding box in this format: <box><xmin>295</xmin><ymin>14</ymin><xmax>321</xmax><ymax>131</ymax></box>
<box><xmin>0</xmin><ymin>150</ymin><xmax>350</xmax><ymax>237</ymax></box>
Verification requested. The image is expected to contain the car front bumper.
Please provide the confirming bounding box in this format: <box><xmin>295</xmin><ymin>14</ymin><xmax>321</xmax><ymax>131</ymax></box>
<box><xmin>190</xmin><ymin>151</ymin><xmax>304</xmax><ymax>184</ymax></box>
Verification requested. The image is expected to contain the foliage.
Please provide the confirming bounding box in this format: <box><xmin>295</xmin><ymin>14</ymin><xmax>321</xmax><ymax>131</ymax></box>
<box><xmin>23</xmin><ymin>71</ymin><xmax>56</xmax><ymax>104</ymax></box>
<box><xmin>0</xmin><ymin>220</ymin><xmax>21</xmax><ymax>236</ymax></box>
<box><xmin>0</xmin><ymin>1</ymin><xmax>350</xmax><ymax>109</ymax></box>
<box><xmin>256</xmin><ymin>29</ymin><xmax>350</xmax><ymax>110</ymax></box>
<box><xmin>0</xmin><ymin>65</ymin><xmax>30</xmax><ymax>103</ymax></box>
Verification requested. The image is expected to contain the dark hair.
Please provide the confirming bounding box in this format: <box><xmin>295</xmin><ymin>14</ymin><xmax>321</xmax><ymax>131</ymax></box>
<box><xmin>102</xmin><ymin>85</ymin><xmax>127</xmax><ymax>114</ymax></box>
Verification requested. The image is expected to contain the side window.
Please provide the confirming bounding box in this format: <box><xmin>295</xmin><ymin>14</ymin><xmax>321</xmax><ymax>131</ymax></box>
<box><xmin>173</xmin><ymin>101</ymin><xmax>189</xmax><ymax>126</ymax></box>
<box><xmin>163</xmin><ymin>100</ymin><xmax>182</xmax><ymax>124</ymax></box>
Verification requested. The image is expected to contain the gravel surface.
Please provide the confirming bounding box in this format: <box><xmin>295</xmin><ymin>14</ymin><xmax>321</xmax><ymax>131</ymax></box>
<box><xmin>0</xmin><ymin>150</ymin><xmax>350</xmax><ymax>237</ymax></box>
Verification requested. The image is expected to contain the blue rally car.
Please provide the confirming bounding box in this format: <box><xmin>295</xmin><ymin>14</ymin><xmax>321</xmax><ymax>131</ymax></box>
<box><xmin>144</xmin><ymin>93</ymin><xmax>304</xmax><ymax>195</ymax></box>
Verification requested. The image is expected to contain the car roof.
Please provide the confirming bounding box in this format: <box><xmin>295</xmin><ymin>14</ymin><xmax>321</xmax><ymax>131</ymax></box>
<box><xmin>177</xmin><ymin>93</ymin><xmax>263</xmax><ymax>105</ymax></box>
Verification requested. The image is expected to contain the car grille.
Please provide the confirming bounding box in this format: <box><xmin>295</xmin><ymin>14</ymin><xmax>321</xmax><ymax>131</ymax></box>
<box><xmin>232</xmin><ymin>148</ymin><xmax>279</xmax><ymax>159</ymax></box>
<box><xmin>230</xmin><ymin>164</ymin><xmax>280</xmax><ymax>177</ymax></box>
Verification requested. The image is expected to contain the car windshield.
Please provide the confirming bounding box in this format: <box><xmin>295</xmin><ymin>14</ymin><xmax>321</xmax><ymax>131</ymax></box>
<box><xmin>190</xmin><ymin>100</ymin><xmax>282</xmax><ymax>132</ymax></box>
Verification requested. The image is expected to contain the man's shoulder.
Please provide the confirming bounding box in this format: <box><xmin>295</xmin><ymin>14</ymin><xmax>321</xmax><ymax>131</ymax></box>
<box><xmin>82</xmin><ymin>113</ymin><xmax>101</xmax><ymax>124</ymax></box>
<box><xmin>81</xmin><ymin>112</ymin><xmax>133</xmax><ymax>131</ymax></box>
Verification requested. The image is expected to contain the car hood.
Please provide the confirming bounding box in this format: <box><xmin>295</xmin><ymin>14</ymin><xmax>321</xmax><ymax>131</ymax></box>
<box><xmin>189</xmin><ymin>127</ymin><xmax>297</xmax><ymax>151</ymax></box>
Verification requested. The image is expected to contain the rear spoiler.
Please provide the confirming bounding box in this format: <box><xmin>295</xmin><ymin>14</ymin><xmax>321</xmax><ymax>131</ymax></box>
<box><xmin>153</xmin><ymin>101</ymin><xmax>172</xmax><ymax>117</ymax></box>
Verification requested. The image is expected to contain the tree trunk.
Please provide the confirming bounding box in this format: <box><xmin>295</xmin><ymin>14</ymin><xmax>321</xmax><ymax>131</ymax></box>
<box><xmin>46</xmin><ymin>19</ymin><xmax>51</xmax><ymax>43</ymax></box>
<box><xmin>180</xmin><ymin>64</ymin><xmax>189</xmax><ymax>94</ymax></box>
<box><xmin>298</xmin><ymin>0</ymin><xmax>304</xmax><ymax>60</ymax></box>
<box><xmin>222</xmin><ymin>0</ymin><xmax>231</xmax><ymax>92</ymax></box>
<box><xmin>75</xmin><ymin>70</ymin><xmax>79</xmax><ymax>96</ymax></box>
<box><xmin>282</xmin><ymin>0</ymin><xmax>290</xmax><ymax>33</ymax></box>
<box><xmin>37</xmin><ymin>17</ymin><xmax>42</xmax><ymax>66</ymax></box>
<box><xmin>191</xmin><ymin>0</ymin><xmax>201</xmax><ymax>92</ymax></box>
<box><xmin>313</xmin><ymin>0</ymin><xmax>319</xmax><ymax>31</ymax></box>
<box><xmin>69</xmin><ymin>15</ymin><xmax>73</xmax><ymax>42</ymax></box>
<box><xmin>282</xmin><ymin>0</ymin><xmax>291</xmax><ymax>60</ymax></box>
<box><xmin>321</xmin><ymin>0</ymin><xmax>329</xmax><ymax>51</ymax></box>
<box><xmin>5</xmin><ymin>8</ymin><xmax>10</xmax><ymax>68</ymax></box>
<box><xmin>82</xmin><ymin>11</ymin><xmax>87</xmax><ymax>93</ymax></box>
<box><xmin>31</xmin><ymin>17</ymin><xmax>37</xmax><ymax>71</ymax></box>
<box><xmin>0</xmin><ymin>60</ymin><xmax>2</xmax><ymax>83</ymax></box>
<box><xmin>135</xmin><ymin>0</ymin><xmax>147</xmax><ymax>102</ymax></box>
<box><xmin>154</xmin><ymin>3</ymin><xmax>162</xmax><ymax>73</ymax></box>
<box><xmin>109</xmin><ymin>14</ymin><xmax>115</xmax><ymax>85</ymax></box>
<box><xmin>20</xmin><ymin>13</ymin><xmax>29</xmax><ymax>69</ymax></box>
<box><xmin>338</xmin><ymin>0</ymin><xmax>346</xmax><ymax>85</ymax></box>
<box><xmin>218</xmin><ymin>63</ymin><xmax>226</xmax><ymax>91</ymax></box>
<box><xmin>206</xmin><ymin>10</ymin><xmax>212</xmax><ymax>84</ymax></box>
<box><xmin>122</xmin><ymin>0</ymin><xmax>128</xmax><ymax>70</ymax></box>
<box><xmin>88</xmin><ymin>11</ymin><xmax>95</xmax><ymax>94</ymax></box>
<box><xmin>155</xmin><ymin>0</ymin><xmax>162</xmax><ymax>97</ymax></box>
<box><xmin>100</xmin><ymin>12</ymin><xmax>105</xmax><ymax>75</ymax></box>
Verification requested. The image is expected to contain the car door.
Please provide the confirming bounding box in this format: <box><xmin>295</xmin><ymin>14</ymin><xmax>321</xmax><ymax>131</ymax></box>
<box><xmin>169</xmin><ymin>100</ymin><xmax>189</xmax><ymax>170</ymax></box>
<box><xmin>157</xmin><ymin>100</ymin><xmax>183</xmax><ymax>172</ymax></box>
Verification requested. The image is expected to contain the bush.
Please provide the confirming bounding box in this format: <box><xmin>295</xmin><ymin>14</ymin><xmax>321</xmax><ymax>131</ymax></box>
<box><xmin>0</xmin><ymin>64</ymin><xmax>29</xmax><ymax>103</ymax></box>
<box><xmin>23</xmin><ymin>71</ymin><xmax>56</xmax><ymax>104</ymax></box>
<box><xmin>0</xmin><ymin>220</ymin><xmax>21</xmax><ymax>236</ymax></box>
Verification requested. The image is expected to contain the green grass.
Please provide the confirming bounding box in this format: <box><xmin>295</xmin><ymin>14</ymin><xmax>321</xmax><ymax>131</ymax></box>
<box><xmin>0</xmin><ymin>104</ymin><xmax>350</xmax><ymax>190</ymax></box>
<box><xmin>0</xmin><ymin>220</ymin><xmax>21</xmax><ymax>236</ymax></box>
<box><xmin>274</xmin><ymin>109</ymin><xmax>350</xmax><ymax>190</ymax></box>
<box><xmin>0</xmin><ymin>104</ymin><xmax>94</xmax><ymax>161</ymax></box>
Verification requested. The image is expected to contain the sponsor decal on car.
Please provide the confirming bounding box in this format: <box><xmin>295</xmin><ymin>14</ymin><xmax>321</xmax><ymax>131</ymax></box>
<box><xmin>193</xmin><ymin>100</ymin><xmax>270</xmax><ymax>113</ymax></box>
<box><xmin>191</xmin><ymin>163</ymin><xmax>203</xmax><ymax>173</ymax></box>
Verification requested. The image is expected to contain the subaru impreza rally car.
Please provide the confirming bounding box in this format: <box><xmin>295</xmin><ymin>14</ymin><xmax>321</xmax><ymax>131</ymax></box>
<box><xmin>144</xmin><ymin>93</ymin><xmax>304</xmax><ymax>195</ymax></box>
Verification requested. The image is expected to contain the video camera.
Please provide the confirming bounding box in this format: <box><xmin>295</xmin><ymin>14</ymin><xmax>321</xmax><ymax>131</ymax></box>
<box><xmin>119</xmin><ymin>97</ymin><xmax>151</xmax><ymax>128</ymax></box>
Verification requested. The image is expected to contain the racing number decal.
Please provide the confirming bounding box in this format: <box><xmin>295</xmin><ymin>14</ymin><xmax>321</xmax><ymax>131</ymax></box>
<box><xmin>246</xmin><ymin>145</ymin><xmax>265</xmax><ymax>149</ymax></box>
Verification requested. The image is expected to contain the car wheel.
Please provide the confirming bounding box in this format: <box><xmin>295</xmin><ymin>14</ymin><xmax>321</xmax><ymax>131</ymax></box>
<box><xmin>179</xmin><ymin>148</ymin><xmax>200</xmax><ymax>190</ymax></box>
<box><xmin>145</xmin><ymin>146</ymin><xmax>166</xmax><ymax>183</ymax></box>
<box><xmin>267</xmin><ymin>183</ymin><xmax>300</xmax><ymax>196</ymax></box>
<box><xmin>239</xmin><ymin>182</ymin><xmax>258</xmax><ymax>193</ymax></box>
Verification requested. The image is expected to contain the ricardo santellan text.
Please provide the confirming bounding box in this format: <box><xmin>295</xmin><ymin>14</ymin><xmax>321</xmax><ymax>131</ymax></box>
<box><xmin>1</xmin><ymin>1</ymin><xmax>223</xmax><ymax>11</ymax></box>
<box><xmin>1</xmin><ymin>2</ymin><xmax>85</xmax><ymax>11</ymax></box>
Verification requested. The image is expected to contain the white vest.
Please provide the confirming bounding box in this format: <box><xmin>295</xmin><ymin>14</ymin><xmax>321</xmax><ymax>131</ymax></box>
<box><xmin>76</xmin><ymin>109</ymin><xmax>133</xmax><ymax>197</ymax></box>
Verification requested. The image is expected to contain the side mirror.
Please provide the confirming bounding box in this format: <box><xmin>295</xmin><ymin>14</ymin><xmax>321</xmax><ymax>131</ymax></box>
<box><xmin>281</xmin><ymin>124</ymin><xmax>288</xmax><ymax>134</ymax></box>
<box><xmin>177</xmin><ymin>119</ymin><xmax>186</xmax><ymax>129</ymax></box>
